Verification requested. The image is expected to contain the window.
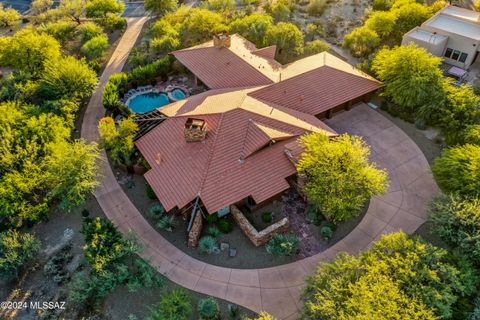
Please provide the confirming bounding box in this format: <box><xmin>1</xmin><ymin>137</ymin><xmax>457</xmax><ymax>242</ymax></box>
<box><xmin>451</xmin><ymin>50</ymin><xmax>461</xmax><ymax>60</ymax></box>
<box><xmin>445</xmin><ymin>48</ymin><xmax>453</xmax><ymax>58</ymax></box>
<box><xmin>445</xmin><ymin>48</ymin><xmax>469</xmax><ymax>63</ymax></box>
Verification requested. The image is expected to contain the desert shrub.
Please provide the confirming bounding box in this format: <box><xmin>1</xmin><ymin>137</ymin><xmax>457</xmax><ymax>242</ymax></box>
<box><xmin>306</xmin><ymin>206</ymin><xmax>322</xmax><ymax>225</ymax></box>
<box><xmin>305</xmin><ymin>23</ymin><xmax>323</xmax><ymax>40</ymax></box>
<box><xmin>304</xmin><ymin>39</ymin><xmax>329</xmax><ymax>55</ymax></box>
<box><xmin>151</xmin><ymin>35</ymin><xmax>180</xmax><ymax>54</ymax></box>
<box><xmin>203</xmin><ymin>0</ymin><xmax>236</xmax><ymax>12</ymax></box>
<box><xmin>432</xmin><ymin>144</ymin><xmax>480</xmax><ymax>196</ymax></box>
<box><xmin>266</xmin><ymin>233</ymin><xmax>299</xmax><ymax>257</ymax></box>
<box><xmin>0</xmin><ymin>230</ymin><xmax>41</xmax><ymax>280</ymax></box>
<box><xmin>146</xmin><ymin>185</ymin><xmax>158</xmax><ymax>199</ymax></box>
<box><xmin>372</xmin><ymin>0</ymin><xmax>392</xmax><ymax>10</ymax></box>
<box><xmin>464</xmin><ymin>125</ymin><xmax>480</xmax><ymax>145</ymax></box>
<box><xmin>40</xmin><ymin>20</ymin><xmax>77</xmax><ymax>43</ymax></box>
<box><xmin>268</xmin><ymin>1</ymin><xmax>291</xmax><ymax>22</ymax></box>
<box><xmin>320</xmin><ymin>225</ymin><xmax>333</xmax><ymax>239</ymax></box>
<box><xmin>262</xmin><ymin>212</ymin><xmax>273</xmax><ymax>223</ymax></box>
<box><xmin>429</xmin><ymin>194</ymin><xmax>480</xmax><ymax>263</ymax></box>
<box><xmin>307</xmin><ymin>0</ymin><xmax>328</xmax><ymax>16</ymax></box>
<box><xmin>206</xmin><ymin>227</ymin><xmax>221</xmax><ymax>238</ymax></box>
<box><xmin>128</xmin><ymin>55</ymin><xmax>174</xmax><ymax>85</ymax></box>
<box><xmin>297</xmin><ymin>133</ymin><xmax>388</xmax><ymax>223</ymax></box>
<box><xmin>198</xmin><ymin>236</ymin><xmax>217</xmax><ymax>254</ymax></box>
<box><xmin>205</xmin><ymin>213</ymin><xmax>218</xmax><ymax>224</ymax></box>
<box><xmin>198</xmin><ymin>297</ymin><xmax>220</xmax><ymax>320</ymax></box>
<box><xmin>157</xmin><ymin>215</ymin><xmax>176</xmax><ymax>231</ymax></box>
<box><xmin>103</xmin><ymin>82</ymin><xmax>121</xmax><ymax>110</ymax></box>
<box><xmin>79</xmin><ymin>22</ymin><xmax>104</xmax><ymax>41</ymax></box>
<box><xmin>81</xmin><ymin>34</ymin><xmax>109</xmax><ymax>59</ymax></box>
<box><xmin>343</xmin><ymin>26</ymin><xmax>380</xmax><ymax>57</ymax></box>
<box><xmin>218</xmin><ymin>217</ymin><xmax>234</xmax><ymax>233</ymax></box>
<box><xmin>149</xmin><ymin>203</ymin><xmax>165</xmax><ymax>219</ymax></box>
<box><xmin>147</xmin><ymin>289</ymin><xmax>193</xmax><ymax>320</ymax></box>
<box><xmin>100</xmin><ymin>12</ymin><xmax>127</xmax><ymax>30</ymax></box>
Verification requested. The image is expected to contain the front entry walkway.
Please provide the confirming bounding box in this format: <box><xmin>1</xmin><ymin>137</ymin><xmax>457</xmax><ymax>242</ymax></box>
<box><xmin>81</xmin><ymin>18</ymin><xmax>438</xmax><ymax>319</ymax></box>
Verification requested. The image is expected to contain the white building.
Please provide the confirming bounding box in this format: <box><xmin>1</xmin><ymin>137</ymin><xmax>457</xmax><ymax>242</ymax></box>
<box><xmin>402</xmin><ymin>6</ymin><xmax>480</xmax><ymax>69</ymax></box>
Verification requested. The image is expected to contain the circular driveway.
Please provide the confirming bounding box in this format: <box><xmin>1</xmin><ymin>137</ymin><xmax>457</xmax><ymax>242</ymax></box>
<box><xmin>81</xmin><ymin>18</ymin><xmax>439</xmax><ymax>320</ymax></box>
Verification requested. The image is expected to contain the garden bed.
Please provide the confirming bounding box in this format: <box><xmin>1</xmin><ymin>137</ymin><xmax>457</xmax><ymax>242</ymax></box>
<box><xmin>117</xmin><ymin>168</ymin><xmax>369</xmax><ymax>269</ymax></box>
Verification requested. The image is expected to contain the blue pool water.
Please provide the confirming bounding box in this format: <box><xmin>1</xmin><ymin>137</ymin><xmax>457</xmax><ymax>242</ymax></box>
<box><xmin>171</xmin><ymin>88</ymin><xmax>186</xmax><ymax>100</ymax></box>
<box><xmin>128</xmin><ymin>92</ymin><xmax>170</xmax><ymax>113</ymax></box>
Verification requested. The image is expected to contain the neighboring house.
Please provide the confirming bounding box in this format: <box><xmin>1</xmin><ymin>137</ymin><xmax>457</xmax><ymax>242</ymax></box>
<box><xmin>135</xmin><ymin>33</ymin><xmax>382</xmax><ymax>215</ymax></box>
<box><xmin>402</xmin><ymin>5</ymin><xmax>480</xmax><ymax>69</ymax></box>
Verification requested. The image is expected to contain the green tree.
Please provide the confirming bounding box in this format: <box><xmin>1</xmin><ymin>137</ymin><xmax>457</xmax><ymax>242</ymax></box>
<box><xmin>364</xmin><ymin>10</ymin><xmax>397</xmax><ymax>38</ymax></box>
<box><xmin>429</xmin><ymin>194</ymin><xmax>480</xmax><ymax>263</ymax></box>
<box><xmin>147</xmin><ymin>289</ymin><xmax>193</xmax><ymax>320</ymax></box>
<box><xmin>372</xmin><ymin>44</ymin><xmax>444</xmax><ymax>114</ymax></box>
<box><xmin>0</xmin><ymin>3</ymin><xmax>20</xmax><ymax>28</ymax></box>
<box><xmin>145</xmin><ymin>0</ymin><xmax>179</xmax><ymax>16</ymax></box>
<box><xmin>45</xmin><ymin>140</ymin><xmax>100</xmax><ymax>211</ymax></box>
<box><xmin>39</xmin><ymin>20</ymin><xmax>77</xmax><ymax>43</ymax></box>
<box><xmin>297</xmin><ymin>133</ymin><xmax>388</xmax><ymax>222</ymax></box>
<box><xmin>343</xmin><ymin>26</ymin><xmax>380</xmax><ymax>57</ymax></box>
<box><xmin>266</xmin><ymin>22</ymin><xmax>304</xmax><ymax>63</ymax></box>
<box><xmin>269</xmin><ymin>2</ymin><xmax>291</xmax><ymax>22</ymax></box>
<box><xmin>81</xmin><ymin>34</ymin><xmax>109</xmax><ymax>59</ymax></box>
<box><xmin>302</xmin><ymin>232</ymin><xmax>478</xmax><ymax>319</ymax></box>
<box><xmin>229</xmin><ymin>13</ymin><xmax>274</xmax><ymax>47</ymax></box>
<box><xmin>0</xmin><ymin>28</ymin><xmax>61</xmax><ymax>77</ymax></box>
<box><xmin>38</xmin><ymin>56</ymin><xmax>98</xmax><ymax>101</ymax></box>
<box><xmin>390</xmin><ymin>1</ymin><xmax>432</xmax><ymax>42</ymax></box>
<box><xmin>0</xmin><ymin>230</ymin><xmax>41</xmax><ymax>280</ymax></box>
<box><xmin>98</xmin><ymin>117</ymin><xmax>138</xmax><ymax>165</ymax></box>
<box><xmin>31</xmin><ymin>0</ymin><xmax>54</xmax><ymax>15</ymax></box>
<box><xmin>304</xmin><ymin>39</ymin><xmax>329</xmax><ymax>55</ymax></box>
<box><xmin>86</xmin><ymin>0</ymin><xmax>124</xmax><ymax>18</ymax></box>
<box><xmin>179</xmin><ymin>8</ymin><xmax>227</xmax><ymax>46</ymax></box>
<box><xmin>79</xmin><ymin>21</ymin><xmax>104</xmax><ymax>41</ymax></box>
<box><xmin>432</xmin><ymin>144</ymin><xmax>480</xmax><ymax>197</ymax></box>
<box><xmin>58</xmin><ymin>0</ymin><xmax>87</xmax><ymax>25</ymax></box>
<box><xmin>202</xmin><ymin>0</ymin><xmax>236</xmax><ymax>12</ymax></box>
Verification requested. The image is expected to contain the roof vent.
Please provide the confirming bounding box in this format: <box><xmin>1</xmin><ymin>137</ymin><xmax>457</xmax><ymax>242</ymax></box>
<box><xmin>184</xmin><ymin>118</ymin><xmax>208</xmax><ymax>142</ymax></box>
<box><xmin>213</xmin><ymin>32</ymin><xmax>231</xmax><ymax>48</ymax></box>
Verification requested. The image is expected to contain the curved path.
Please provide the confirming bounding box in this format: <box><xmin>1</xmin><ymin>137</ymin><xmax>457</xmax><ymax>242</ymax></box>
<box><xmin>81</xmin><ymin>18</ymin><xmax>439</xmax><ymax>320</ymax></box>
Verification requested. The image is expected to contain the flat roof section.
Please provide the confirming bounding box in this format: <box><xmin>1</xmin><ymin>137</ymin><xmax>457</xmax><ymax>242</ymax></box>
<box><xmin>426</xmin><ymin>14</ymin><xmax>480</xmax><ymax>41</ymax></box>
<box><xmin>405</xmin><ymin>27</ymin><xmax>449</xmax><ymax>45</ymax></box>
<box><xmin>441</xmin><ymin>6</ymin><xmax>480</xmax><ymax>23</ymax></box>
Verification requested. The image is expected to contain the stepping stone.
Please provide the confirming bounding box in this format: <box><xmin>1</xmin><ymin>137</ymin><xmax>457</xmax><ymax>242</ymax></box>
<box><xmin>229</xmin><ymin>248</ymin><xmax>237</xmax><ymax>258</ymax></box>
<box><xmin>220</xmin><ymin>242</ymin><xmax>230</xmax><ymax>251</ymax></box>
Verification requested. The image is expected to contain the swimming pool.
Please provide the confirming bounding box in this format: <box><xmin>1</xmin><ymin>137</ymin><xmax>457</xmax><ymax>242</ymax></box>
<box><xmin>128</xmin><ymin>92</ymin><xmax>170</xmax><ymax>113</ymax></box>
<box><xmin>171</xmin><ymin>88</ymin><xmax>186</xmax><ymax>100</ymax></box>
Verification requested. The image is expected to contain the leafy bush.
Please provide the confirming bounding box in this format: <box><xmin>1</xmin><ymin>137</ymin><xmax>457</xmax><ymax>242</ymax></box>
<box><xmin>262</xmin><ymin>212</ymin><xmax>273</xmax><ymax>223</ymax></box>
<box><xmin>40</xmin><ymin>21</ymin><xmax>77</xmax><ymax>43</ymax></box>
<box><xmin>147</xmin><ymin>289</ymin><xmax>193</xmax><ymax>320</ymax></box>
<box><xmin>149</xmin><ymin>203</ymin><xmax>165</xmax><ymax>219</ymax></box>
<box><xmin>203</xmin><ymin>0</ymin><xmax>236</xmax><ymax>12</ymax></box>
<box><xmin>306</xmin><ymin>206</ymin><xmax>322</xmax><ymax>226</ymax></box>
<box><xmin>100</xmin><ymin>12</ymin><xmax>127</xmax><ymax>31</ymax></box>
<box><xmin>0</xmin><ymin>230</ymin><xmax>41</xmax><ymax>280</ymax></box>
<box><xmin>198</xmin><ymin>297</ymin><xmax>220</xmax><ymax>320</ymax></box>
<box><xmin>198</xmin><ymin>236</ymin><xmax>217</xmax><ymax>254</ymax></box>
<box><xmin>79</xmin><ymin>22</ymin><xmax>104</xmax><ymax>41</ymax></box>
<box><xmin>266</xmin><ymin>234</ymin><xmax>299</xmax><ymax>257</ymax></box>
<box><xmin>343</xmin><ymin>26</ymin><xmax>380</xmax><ymax>57</ymax></box>
<box><xmin>103</xmin><ymin>82</ymin><xmax>121</xmax><ymax>111</ymax></box>
<box><xmin>307</xmin><ymin>0</ymin><xmax>327</xmax><ymax>16</ymax></box>
<box><xmin>128</xmin><ymin>56</ymin><xmax>174</xmax><ymax>85</ymax></box>
<box><xmin>206</xmin><ymin>227</ymin><xmax>221</xmax><ymax>238</ymax></box>
<box><xmin>304</xmin><ymin>40</ymin><xmax>329</xmax><ymax>55</ymax></box>
<box><xmin>81</xmin><ymin>34</ymin><xmax>109</xmax><ymax>60</ymax></box>
<box><xmin>146</xmin><ymin>185</ymin><xmax>158</xmax><ymax>199</ymax></box>
<box><xmin>151</xmin><ymin>35</ymin><xmax>180</xmax><ymax>54</ymax></box>
<box><xmin>301</xmin><ymin>232</ymin><xmax>479</xmax><ymax>319</ymax></box>
<box><xmin>297</xmin><ymin>133</ymin><xmax>388</xmax><ymax>223</ymax></box>
<box><xmin>320</xmin><ymin>225</ymin><xmax>333</xmax><ymax>239</ymax></box>
<box><xmin>432</xmin><ymin>144</ymin><xmax>480</xmax><ymax>196</ymax></box>
<box><xmin>464</xmin><ymin>125</ymin><xmax>480</xmax><ymax>145</ymax></box>
<box><xmin>218</xmin><ymin>217</ymin><xmax>234</xmax><ymax>233</ymax></box>
<box><xmin>157</xmin><ymin>215</ymin><xmax>176</xmax><ymax>231</ymax></box>
<box><xmin>205</xmin><ymin>213</ymin><xmax>218</xmax><ymax>224</ymax></box>
<box><xmin>429</xmin><ymin>194</ymin><xmax>480</xmax><ymax>262</ymax></box>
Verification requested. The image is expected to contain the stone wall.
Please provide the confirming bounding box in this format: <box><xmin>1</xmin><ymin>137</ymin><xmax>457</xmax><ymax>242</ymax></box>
<box><xmin>230</xmin><ymin>205</ymin><xmax>290</xmax><ymax>247</ymax></box>
<box><xmin>188</xmin><ymin>212</ymin><xmax>203</xmax><ymax>247</ymax></box>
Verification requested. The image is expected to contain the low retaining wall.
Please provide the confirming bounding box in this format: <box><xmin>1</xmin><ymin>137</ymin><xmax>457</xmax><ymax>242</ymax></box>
<box><xmin>231</xmin><ymin>205</ymin><xmax>290</xmax><ymax>247</ymax></box>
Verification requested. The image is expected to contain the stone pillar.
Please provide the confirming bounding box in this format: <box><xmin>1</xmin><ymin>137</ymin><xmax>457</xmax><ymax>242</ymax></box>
<box><xmin>188</xmin><ymin>212</ymin><xmax>203</xmax><ymax>247</ymax></box>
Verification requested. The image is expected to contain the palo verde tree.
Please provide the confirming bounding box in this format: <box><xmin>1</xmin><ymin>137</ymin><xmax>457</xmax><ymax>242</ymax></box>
<box><xmin>372</xmin><ymin>44</ymin><xmax>445</xmax><ymax>116</ymax></box>
<box><xmin>98</xmin><ymin>117</ymin><xmax>138</xmax><ymax>166</ymax></box>
<box><xmin>301</xmin><ymin>232</ymin><xmax>479</xmax><ymax>319</ymax></box>
<box><xmin>297</xmin><ymin>133</ymin><xmax>388</xmax><ymax>222</ymax></box>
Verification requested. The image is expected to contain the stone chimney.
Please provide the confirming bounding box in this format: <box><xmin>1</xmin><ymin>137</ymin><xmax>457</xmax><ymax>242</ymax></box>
<box><xmin>184</xmin><ymin>118</ymin><xmax>208</xmax><ymax>142</ymax></box>
<box><xmin>213</xmin><ymin>32</ymin><xmax>231</xmax><ymax>48</ymax></box>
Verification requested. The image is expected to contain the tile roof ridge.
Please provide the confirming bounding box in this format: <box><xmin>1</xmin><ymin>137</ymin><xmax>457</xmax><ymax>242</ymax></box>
<box><xmin>238</xmin><ymin>119</ymin><xmax>269</xmax><ymax>161</ymax></box>
<box><xmin>197</xmin><ymin>112</ymin><xmax>226</xmax><ymax>198</ymax></box>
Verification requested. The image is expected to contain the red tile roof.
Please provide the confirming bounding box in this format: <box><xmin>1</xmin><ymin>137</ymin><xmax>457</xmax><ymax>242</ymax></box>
<box><xmin>135</xmin><ymin>88</ymin><xmax>336</xmax><ymax>213</ymax></box>
<box><xmin>249</xmin><ymin>66</ymin><xmax>382</xmax><ymax>116</ymax></box>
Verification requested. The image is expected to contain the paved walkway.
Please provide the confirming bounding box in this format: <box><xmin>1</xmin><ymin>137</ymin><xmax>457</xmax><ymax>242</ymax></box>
<box><xmin>81</xmin><ymin>19</ymin><xmax>439</xmax><ymax>319</ymax></box>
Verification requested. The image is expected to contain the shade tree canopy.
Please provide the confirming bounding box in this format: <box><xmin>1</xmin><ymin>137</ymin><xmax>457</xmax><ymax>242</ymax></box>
<box><xmin>297</xmin><ymin>133</ymin><xmax>388</xmax><ymax>222</ymax></box>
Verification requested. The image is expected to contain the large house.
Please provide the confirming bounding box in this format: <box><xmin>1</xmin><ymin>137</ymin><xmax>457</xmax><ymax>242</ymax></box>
<box><xmin>402</xmin><ymin>5</ymin><xmax>480</xmax><ymax>69</ymax></box>
<box><xmin>135</xmin><ymin>34</ymin><xmax>382</xmax><ymax>215</ymax></box>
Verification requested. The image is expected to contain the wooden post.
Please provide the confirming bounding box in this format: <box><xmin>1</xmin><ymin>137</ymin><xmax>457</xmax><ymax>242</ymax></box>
<box><xmin>326</xmin><ymin>109</ymin><xmax>333</xmax><ymax>119</ymax></box>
